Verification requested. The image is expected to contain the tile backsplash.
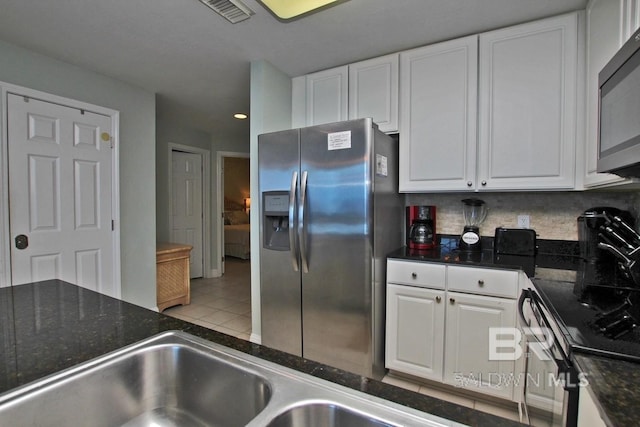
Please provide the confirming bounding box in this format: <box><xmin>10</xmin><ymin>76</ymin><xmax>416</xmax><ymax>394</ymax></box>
<box><xmin>406</xmin><ymin>191</ymin><xmax>640</xmax><ymax>241</ymax></box>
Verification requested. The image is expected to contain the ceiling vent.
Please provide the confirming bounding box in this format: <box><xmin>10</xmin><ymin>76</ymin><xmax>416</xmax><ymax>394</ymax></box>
<box><xmin>199</xmin><ymin>0</ymin><xmax>254</xmax><ymax>24</ymax></box>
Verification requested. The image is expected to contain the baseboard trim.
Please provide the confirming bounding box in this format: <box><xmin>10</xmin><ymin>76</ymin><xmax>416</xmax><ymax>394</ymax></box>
<box><xmin>250</xmin><ymin>332</ymin><xmax>261</xmax><ymax>344</ymax></box>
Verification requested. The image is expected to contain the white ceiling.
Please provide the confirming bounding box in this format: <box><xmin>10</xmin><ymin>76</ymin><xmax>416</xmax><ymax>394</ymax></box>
<box><xmin>0</xmin><ymin>0</ymin><xmax>587</xmax><ymax>142</ymax></box>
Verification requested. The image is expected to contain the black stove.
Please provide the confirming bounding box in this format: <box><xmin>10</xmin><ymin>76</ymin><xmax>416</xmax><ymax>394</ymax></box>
<box><xmin>534</xmin><ymin>276</ymin><xmax>640</xmax><ymax>364</ymax></box>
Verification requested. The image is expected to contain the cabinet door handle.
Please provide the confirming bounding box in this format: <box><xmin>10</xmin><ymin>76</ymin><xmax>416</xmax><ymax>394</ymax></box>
<box><xmin>411</xmin><ymin>272</ymin><xmax>417</xmax><ymax>279</ymax></box>
<box><xmin>481</xmin><ymin>180</ymin><xmax>487</xmax><ymax>186</ymax></box>
<box><xmin>478</xmin><ymin>279</ymin><xmax>485</xmax><ymax>287</ymax></box>
<box><xmin>466</xmin><ymin>181</ymin><xmax>473</xmax><ymax>187</ymax></box>
<box><xmin>435</xmin><ymin>296</ymin><xmax>441</xmax><ymax>303</ymax></box>
<box><xmin>449</xmin><ymin>298</ymin><xmax>455</xmax><ymax>304</ymax></box>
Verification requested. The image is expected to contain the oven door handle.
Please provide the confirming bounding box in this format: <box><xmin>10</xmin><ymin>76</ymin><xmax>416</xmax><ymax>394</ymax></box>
<box><xmin>522</xmin><ymin>288</ymin><xmax>573</xmax><ymax>367</ymax></box>
<box><xmin>518</xmin><ymin>288</ymin><xmax>532</xmax><ymax>327</ymax></box>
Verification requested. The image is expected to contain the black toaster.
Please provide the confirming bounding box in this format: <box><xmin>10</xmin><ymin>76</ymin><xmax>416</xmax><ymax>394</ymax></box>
<box><xmin>493</xmin><ymin>227</ymin><xmax>537</xmax><ymax>276</ymax></box>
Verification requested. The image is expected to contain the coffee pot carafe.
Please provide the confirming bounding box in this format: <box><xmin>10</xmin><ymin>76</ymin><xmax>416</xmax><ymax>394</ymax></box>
<box><xmin>406</xmin><ymin>206</ymin><xmax>436</xmax><ymax>250</ymax></box>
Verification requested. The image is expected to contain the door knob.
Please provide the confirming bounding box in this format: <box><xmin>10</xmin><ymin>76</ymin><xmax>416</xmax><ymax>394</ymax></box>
<box><xmin>435</xmin><ymin>296</ymin><xmax>441</xmax><ymax>303</ymax></box>
<box><xmin>15</xmin><ymin>234</ymin><xmax>28</xmax><ymax>250</ymax></box>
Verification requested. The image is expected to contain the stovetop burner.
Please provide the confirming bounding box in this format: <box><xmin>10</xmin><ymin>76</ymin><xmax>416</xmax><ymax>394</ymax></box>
<box><xmin>534</xmin><ymin>278</ymin><xmax>640</xmax><ymax>363</ymax></box>
<box><xmin>589</xmin><ymin>299</ymin><xmax>638</xmax><ymax>339</ymax></box>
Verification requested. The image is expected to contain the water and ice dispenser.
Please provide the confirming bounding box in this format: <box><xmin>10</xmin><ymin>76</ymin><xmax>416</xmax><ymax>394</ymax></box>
<box><xmin>262</xmin><ymin>191</ymin><xmax>290</xmax><ymax>251</ymax></box>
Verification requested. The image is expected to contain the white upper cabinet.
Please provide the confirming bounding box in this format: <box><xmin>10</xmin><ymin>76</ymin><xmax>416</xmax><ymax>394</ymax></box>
<box><xmin>348</xmin><ymin>54</ymin><xmax>399</xmax><ymax>133</ymax></box>
<box><xmin>477</xmin><ymin>13</ymin><xmax>579</xmax><ymax>191</ymax></box>
<box><xmin>295</xmin><ymin>55</ymin><xmax>399</xmax><ymax>131</ymax></box>
<box><xmin>399</xmin><ymin>36</ymin><xmax>478</xmax><ymax>192</ymax></box>
<box><xmin>305</xmin><ymin>65</ymin><xmax>349</xmax><ymax>126</ymax></box>
<box><xmin>583</xmin><ymin>0</ymin><xmax>639</xmax><ymax>188</ymax></box>
<box><xmin>399</xmin><ymin>13</ymin><xmax>580</xmax><ymax>192</ymax></box>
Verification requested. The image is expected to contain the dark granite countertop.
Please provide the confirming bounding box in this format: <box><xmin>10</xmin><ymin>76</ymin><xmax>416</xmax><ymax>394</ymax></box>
<box><xmin>387</xmin><ymin>235</ymin><xmax>580</xmax><ymax>275</ymax></box>
<box><xmin>0</xmin><ymin>280</ymin><xmax>523</xmax><ymax>427</ymax></box>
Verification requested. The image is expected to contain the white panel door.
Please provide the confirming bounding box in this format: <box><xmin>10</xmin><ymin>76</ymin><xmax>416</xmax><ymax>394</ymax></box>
<box><xmin>385</xmin><ymin>283</ymin><xmax>445</xmax><ymax>381</ymax></box>
<box><xmin>348</xmin><ymin>53</ymin><xmax>399</xmax><ymax>133</ymax></box>
<box><xmin>171</xmin><ymin>151</ymin><xmax>203</xmax><ymax>278</ymax></box>
<box><xmin>478</xmin><ymin>13</ymin><xmax>578</xmax><ymax>190</ymax></box>
<box><xmin>399</xmin><ymin>35</ymin><xmax>478</xmax><ymax>192</ymax></box>
<box><xmin>7</xmin><ymin>93</ymin><xmax>115</xmax><ymax>295</ymax></box>
<box><xmin>443</xmin><ymin>291</ymin><xmax>516</xmax><ymax>400</ymax></box>
<box><xmin>306</xmin><ymin>65</ymin><xmax>348</xmax><ymax>126</ymax></box>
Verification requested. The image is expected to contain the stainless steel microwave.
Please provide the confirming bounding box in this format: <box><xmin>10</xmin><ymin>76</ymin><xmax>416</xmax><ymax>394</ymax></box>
<box><xmin>598</xmin><ymin>27</ymin><xmax>640</xmax><ymax>178</ymax></box>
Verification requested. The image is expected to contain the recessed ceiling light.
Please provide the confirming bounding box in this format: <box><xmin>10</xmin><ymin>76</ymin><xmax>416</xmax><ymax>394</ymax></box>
<box><xmin>256</xmin><ymin>0</ymin><xmax>350</xmax><ymax>21</ymax></box>
<box><xmin>234</xmin><ymin>113</ymin><xmax>248</xmax><ymax>119</ymax></box>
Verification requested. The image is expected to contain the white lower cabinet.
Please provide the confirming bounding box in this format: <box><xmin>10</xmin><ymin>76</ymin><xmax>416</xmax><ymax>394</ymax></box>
<box><xmin>442</xmin><ymin>291</ymin><xmax>516</xmax><ymax>400</ymax></box>
<box><xmin>386</xmin><ymin>284</ymin><xmax>445</xmax><ymax>381</ymax></box>
<box><xmin>386</xmin><ymin>259</ymin><xmax>519</xmax><ymax>401</ymax></box>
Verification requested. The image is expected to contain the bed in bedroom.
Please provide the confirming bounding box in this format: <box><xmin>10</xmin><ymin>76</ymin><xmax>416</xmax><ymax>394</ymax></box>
<box><xmin>224</xmin><ymin>210</ymin><xmax>251</xmax><ymax>260</ymax></box>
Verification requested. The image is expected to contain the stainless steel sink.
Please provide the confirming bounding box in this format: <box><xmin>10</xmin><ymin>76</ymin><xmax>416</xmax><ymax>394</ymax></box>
<box><xmin>264</xmin><ymin>402</ymin><xmax>399</xmax><ymax>427</ymax></box>
<box><xmin>0</xmin><ymin>331</ymin><xmax>467</xmax><ymax>427</ymax></box>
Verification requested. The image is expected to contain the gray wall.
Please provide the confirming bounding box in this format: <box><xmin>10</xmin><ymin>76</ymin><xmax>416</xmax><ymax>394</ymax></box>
<box><xmin>0</xmin><ymin>39</ymin><xmax>157</xmax><ymax>308</ymax></box>
<box><xmin>249</xmin><ymin>60</ymin><xmax>293</xmax><ymax>342</ymax></box>
<box><xmin>155</xmin><ymin>112</ymin><xmax>211</xmax><ymax>243</ymax></box>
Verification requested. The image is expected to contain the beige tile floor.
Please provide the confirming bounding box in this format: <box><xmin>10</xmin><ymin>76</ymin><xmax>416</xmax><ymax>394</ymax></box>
<box><xmin>163</xmin><ymin>257</ymin><xmax>252</xmax><ymax>341</ymax></box>
<box><xmin>163</xmin><ymin>257</ymin><xmax>524</xmax><ymax>424</ymax></box>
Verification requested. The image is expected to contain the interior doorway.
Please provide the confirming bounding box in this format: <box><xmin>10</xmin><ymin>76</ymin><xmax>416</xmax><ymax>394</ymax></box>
<box><xmin>1</xmin><ymin>83</ymin><xmax>120</xmax><ymax>296</ymax></box>
<box><xmin>217</xmin><ymin>151</ymin><xmax>250</xmax><ymax>275</ymax></box>
<box><xmin>168</xmin><ymin>143</ymin><xmax>211</xmax><ymax>278</ymax></box>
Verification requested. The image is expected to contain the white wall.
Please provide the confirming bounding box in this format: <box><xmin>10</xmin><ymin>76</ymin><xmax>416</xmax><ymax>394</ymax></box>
<box><xmin>0</xmin><ymin>39</ymin><xmax>157</xmax><ymax>308</ymax></box>
<box><xmin>249</xmin><ymin>60</ymin><xmax>293</xmax><ymax>343</ymax></box>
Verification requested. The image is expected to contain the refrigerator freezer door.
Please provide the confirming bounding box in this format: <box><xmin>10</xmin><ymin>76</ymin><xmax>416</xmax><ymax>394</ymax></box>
<box><xmin>259</xmin><ymin>129</ymin><xmax>303</xmax><ymax>356</ymax></box>
<box><xmin>299</xmin><ymin>119</ymin><xmax>375</xmax><ymax>375</ymax></box>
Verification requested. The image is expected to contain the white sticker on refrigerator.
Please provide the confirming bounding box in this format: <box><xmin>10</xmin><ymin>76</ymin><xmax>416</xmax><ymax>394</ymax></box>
<box><xmin>327</xmin><ymin>131</ymin><xmax>351</xmax><ymax>150</ymax></box>
<box><xmin>376</xmin><ymin>154</ymin><xmax>388</xmax><ymax>176</ymax></box>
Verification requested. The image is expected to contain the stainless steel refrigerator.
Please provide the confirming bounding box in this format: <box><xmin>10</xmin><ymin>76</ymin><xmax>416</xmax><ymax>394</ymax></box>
<box><xmin>258</xmin><ymin>118</ymin><xmax>403</xmax><ymax>380</ymax></box>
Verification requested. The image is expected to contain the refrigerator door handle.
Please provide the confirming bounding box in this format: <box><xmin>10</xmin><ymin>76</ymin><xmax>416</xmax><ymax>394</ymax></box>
<box><xmin>289</xmin><ymin>171</ymin><xmax>299</xmax><ymax>272</ymax></box>
<box><xmin>299</xmin><ymin>170</ymin><xmax>309</xmax><ymax>273</ymax></box>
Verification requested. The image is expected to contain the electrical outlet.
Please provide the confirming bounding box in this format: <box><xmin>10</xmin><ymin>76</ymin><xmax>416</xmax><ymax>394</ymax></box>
<box><xmin>517</xmin><ymin>215</ymin><xmax>530</xmax><ymax>229</ymax></box>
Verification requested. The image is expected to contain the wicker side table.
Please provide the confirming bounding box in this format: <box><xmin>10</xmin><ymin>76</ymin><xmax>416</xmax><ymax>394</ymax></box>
<box><xmin>156</xmin><ymin>242</ymin><xmax>193</xmax><ymax>311</ymax></box>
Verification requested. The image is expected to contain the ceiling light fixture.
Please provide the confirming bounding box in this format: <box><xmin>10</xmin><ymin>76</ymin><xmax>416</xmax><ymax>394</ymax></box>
<box><xmin>256</xmin><ymin>0</ymin><xmax>350</xmax><ymax>22</ymax></box>
<box><xmin>234</xmin><ymin>113</ymin><xmax>248</xmax><ymax>119</ymax></box>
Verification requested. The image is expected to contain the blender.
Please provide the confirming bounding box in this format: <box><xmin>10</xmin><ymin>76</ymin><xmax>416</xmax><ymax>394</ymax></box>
<box><xmin>459</xmin><ymin>198</ymin><xmax>488</xmax><ymax>252</ymax></box>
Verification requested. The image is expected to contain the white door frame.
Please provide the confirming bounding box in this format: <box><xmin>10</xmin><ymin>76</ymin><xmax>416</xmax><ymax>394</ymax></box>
<box><xmin>168</xmin><ymin>143</ymin><xmax>211</xmax><ymax>278</ymax></box>
<box><xmin>216</xmin><ymin>151</ymin><xmax>250</xmax><ymax>276</ymax></box>
<box><xmin>0</xmin><ymin>81</ymin><xmax>121</xmax><ymax>292</ymax></box>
